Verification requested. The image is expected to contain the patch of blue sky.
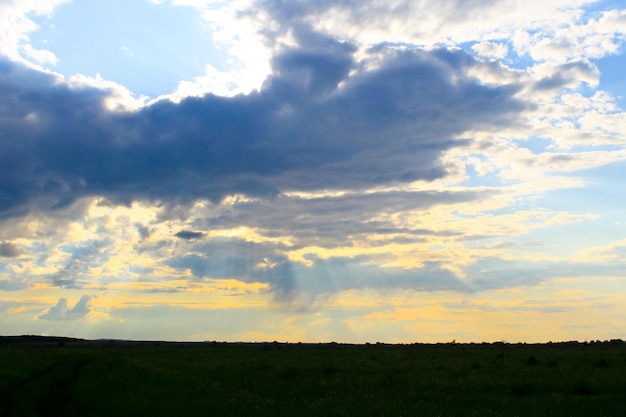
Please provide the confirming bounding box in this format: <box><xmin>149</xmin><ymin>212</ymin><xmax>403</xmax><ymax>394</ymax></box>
<box><xmin>585</xmin><ymin>1</ymin><xmax>626</xmax><ymax>108</ymax></box>
<box><xmin>468</xmin><ymin>181</ymin><xmax>625</xmax><ymax>257</ymax></box>
<box><xmin>565</xmin><ymin>81</ymin><xmax>603</xmax><ymax>99</ymax></box>
<box><xmin>521</xmin><ymin>214</ymin><xmax>626</xmax><ymax>258</ymax></box>
<box><xmin>594</xmin><ymin>50</ymin><xmax>626</xmax><ymax>108</ymax></box>
<box><xmin>457</xmin><ymin>41</ymin><xmax>480</xmax><ymax>59</ymax></box>
<box><xmin>57</xmin><ymin>243</ymin><xmax>77</xmax><ymax>254</ymax></box>
<box><xmin>35</xmin><ymin>253</ymin><xmax>51</xmax><ymax>268</ymax></box>
<box><xmin>539</xmin><ymin>162</ymin><xmax>626</xmax><ymax>217</ymax></box>
<box><xmin>565</xmin><ymin>144</ymin><xmax>625</xmax><ymax>154</ymax></box>
<box><xmin>456</xmin><ymin>163</ymin><xmax>504</xmax><ymax>188</ymax></box>
<box><xmin>27</xmin><ymin>0</ymin><xmax>229</xmax><ymax>97</ymax></box>
<box><xmin>458</xmin><ymin>40</ymin><xmax>536</xmax><ymax>71</ymax></box>
<box><xmin>575</xmin><ymin>161</ymin><xmax>626</xmax><ymax>204</ymax></box>
<box><xmin>582</xmin><ymin>0</ymin><xmax>626</xmax><ymax>17</ymax></box>
<box><xmin>512</xmin><ymin>137</ymin><xmax>554</xmax><ymax>153</ymax></box>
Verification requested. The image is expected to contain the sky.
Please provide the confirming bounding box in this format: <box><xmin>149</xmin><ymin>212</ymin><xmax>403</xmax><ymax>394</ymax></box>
<box><xmin>0</xmin><ymin>0</ymin><xmax>625</xmax><ymax>343</ymax></box>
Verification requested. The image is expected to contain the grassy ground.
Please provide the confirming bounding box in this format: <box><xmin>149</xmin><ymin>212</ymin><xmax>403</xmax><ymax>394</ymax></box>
<box><xmin>1</xmin><ymin>338</ymin><xmax>625</xmax><ymax>416</ymax></box>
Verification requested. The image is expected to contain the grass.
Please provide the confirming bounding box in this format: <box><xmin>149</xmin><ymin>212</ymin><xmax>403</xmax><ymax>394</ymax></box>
<box><xmin>1</xmin><ymin>338</ymin><xmax>625</xmax><ymax>416</ymax></box>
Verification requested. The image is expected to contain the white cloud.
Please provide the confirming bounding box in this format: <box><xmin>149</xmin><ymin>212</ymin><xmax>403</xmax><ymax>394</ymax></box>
<box><xmin>167</xmin><ymin>64</ymin><xmax>254</xmax><ymax>101</ymax></box>
<box><xmin>19</xmin><ymin>43</ymin><xmax>57</xmax><ymax>65</ymax></box>
<box><xmin>166</xmin><ymin>0</ymin><xmax>272</xmax><ymax>96</ymax></box>
<box><xmin>39</xmin><ymin>294</ymin><xmax>95</xmax><ymax>320</ymax></box>
<box><xmin>526</xmin><ymin>13</ymin><xmax>626</xmax><ymax>63</ymax></box>
<box><xmin>66</xmin><ymin>73</ymin><xmax>150</xmax><ymax>111</ymax></box>
<box><xmin>472</xmin><ymin>41</ymin><xmax>509</xmax><ymax>59</ymax></box>
<box><xmin>0</xmin><ymin>0</ymin><xmax>69</xmax><ymax>61</ymax></box>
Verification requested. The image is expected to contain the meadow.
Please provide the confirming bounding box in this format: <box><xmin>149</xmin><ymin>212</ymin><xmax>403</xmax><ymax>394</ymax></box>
<box><xmin>1</xmin><ymin>336</ymin><xmax>625</xmax><ymax>416</ymax></box>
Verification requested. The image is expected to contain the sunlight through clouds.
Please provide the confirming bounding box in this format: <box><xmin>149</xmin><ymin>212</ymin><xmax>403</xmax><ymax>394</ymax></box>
<box><xmin>0</xmin><ymin>0</ymin><xmax>625</xmax><ymax>343</ymax></box>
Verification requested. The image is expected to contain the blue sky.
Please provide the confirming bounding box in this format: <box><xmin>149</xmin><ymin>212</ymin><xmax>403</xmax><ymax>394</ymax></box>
<box><xmin>597</xmin><ymin>52</ymin><xmax>626</xmax><ymax>105</ymax></box>
<box><xmin>0</xmin><ymin>0</ymin><xmax>625</xmax><ymax>343</ymax></box>
<box><xmin>27</xmin><ymin>0</ymin><xmax>227</xmax><ymax>97</ymax></box>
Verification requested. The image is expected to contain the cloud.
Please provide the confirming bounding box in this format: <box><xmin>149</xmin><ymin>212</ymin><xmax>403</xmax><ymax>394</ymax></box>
<box><xmin>1</xmin><ymin>0</ymin><xmax>623</xmax><ymax>343</ymax></box>
<box><xmin>167</xmin><ymin>240</ymin><xmax>284</xmax><ymax>282</ymax></box>
<box><xmin>464</xmin><ymin>255</ymin><xmax>626</xmax><ymax>291</ymax></box>
<box><xmin>39</xmin><ymin>294</ymin><xmax>95</xmax><ymax>320</ymax></box>
<box><xmin>50</xmin><ymin>240</ymin><xmax>110</xmax><ymax>288</ymax></box>
<box><xmin>0</xmin><ymin>38</ymin><xmax>525</xmax><ymax>219</ymax></box>
<box><xmin>0</xmin><ymin>278</ymin><xmax>28</xmax><ymax>291</ymax></box>
<box><xmin>166</xmin><ymin>236</ymin><xmax>471</xmax><ymax>307</ymax></box>
<box><xmin>0</xmin><ymin>0</ymin><xmax>69</xmax><ymax>61</ymax></box>
<box><xmin>472</xmin><ymin>42</ymin><xmax>508</xmax><ymax>59</ymax></box>
<box><xmin>532</xmin><ymin>61</ymin><xmax>599</xmax><ymax>92</ymax></box>
<box><xmin>296</xmin><ymin>256</ymin><xmax>471</xmax><ymax>295</ymax></box>
<box><xmin>255</xmin><ymin>0</ymin><xmax>599</xmax><ymax>48</ymax></box>
<box><xmin>0</xmin><ymin>241</ymin><xmax>20</xmax><ymax>258</ymax></box>
<box><xmin>174</xmin><ymin>230</ymin><xmax>205</xmax><ymax>240</ymax></box>
<box><xmin>19</xmin><ymin>44</ymin><xmax>58</xmax><ymax>65</ymax></box>
<box><xmin>199</xmin><ymin>189</ymin><xmax>487</xmax><ymax>249</ymax></box>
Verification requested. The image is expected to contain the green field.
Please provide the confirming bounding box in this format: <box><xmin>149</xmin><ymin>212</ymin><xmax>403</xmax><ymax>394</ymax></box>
<box><xmin>1</xmin><ymin>337</ymin><xmax>625</xmax><ymax>416</ymax></box>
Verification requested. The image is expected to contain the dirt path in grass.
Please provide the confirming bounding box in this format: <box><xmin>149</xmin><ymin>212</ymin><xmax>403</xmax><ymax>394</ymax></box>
<box><xmin>0</xmin><ymin>357</ymin><xmax>94</xmax><ymax>417</ymax></box>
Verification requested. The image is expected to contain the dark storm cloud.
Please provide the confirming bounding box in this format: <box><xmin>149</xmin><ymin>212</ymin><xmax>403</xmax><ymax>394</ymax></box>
<box><xmin>166</xmin><ymin>239</ymin><xmax>470</xmax><ymax>306</ymax></box>
<box><xmin>168</xmin><ymin>238</ymin><xmax>286</xmax><ymax>272</ymax></box>
<box><xmin>166</xmin><ymin>239</ymin><xmax>296</xmax><ymax>302</ymax></box>
<box><xmin>193</xmin><ymin>189</ymin><xmax>487</xmax><ymax>248</ymax></box>
<box><xmin>0</xmin><ymin>35</ymin><xmax>525</xmax><ymax>218</ymax></box>
<box><xmin>165</xmin><ymin>230</ymin><xmax>626</xmax><ymax>305</ymax></box>
<box><xmin>0</xmin><ymin>241</ymin><xmax>20</xmax><ymax>258</ymax></box>
<box><xmin>174</xmin><ymin>230</ymin><xmax>205</xmax><ymax>240</ymax></box>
